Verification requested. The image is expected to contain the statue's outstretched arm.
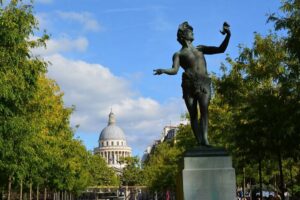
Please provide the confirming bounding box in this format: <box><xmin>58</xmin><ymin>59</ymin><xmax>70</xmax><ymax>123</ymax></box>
<box><xmin>197</xmin><ymin>22</ymin><xmax>231</xmax><ymax>55</ymax></box>
<box><xmin>154</xmin><ymin>52</ymin><xmax>180</xmax><ymax>75</ymax></box>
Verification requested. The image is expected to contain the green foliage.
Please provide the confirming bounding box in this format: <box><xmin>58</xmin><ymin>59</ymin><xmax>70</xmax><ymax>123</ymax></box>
<box><xmin>174</xmin><ymin>124</ymin><xmax>197</xmax><ymax>151</ymax></box>
<box><xmin>210</xmin><ymin>0</ymin><xmax>300</xmax><ymax>197</ymax></box>
<box><xmin>209</xmin><ymin>75</ymin><xmax>236</xmax><ymax>149</ymax></box>
<box><xmin>269</xmin><ymin>0</ymin><xmax>300</xmax><ymax>61</ymax></box>
<box><xmin>143</xmin><ymin>141</ymin><xmax>182</xmax><ymax>192</ymax></box>
<box><xmin>0</xmin><ymin>0</ymin><xmax>48</xmax><ymax>186</ymax></box>
<box><xmin>120</xmin><ymin>156</ymin><xmax>143</xmax><ymax>186</ymax></box>
<box><xmin>88</xmin><ymin>154</ymin><xmax>119</xmax><ymax>187</ymax></box>
<box><xmin>0</xmin><ymin>1</ymin><xmax>116</xmax><ymax>196</ymax></box>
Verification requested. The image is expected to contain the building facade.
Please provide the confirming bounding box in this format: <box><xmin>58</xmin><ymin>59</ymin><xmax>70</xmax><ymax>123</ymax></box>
<box><xmin>141</xmin><ymin>125</ymin><xmax>178</xmax><ymax>163</ymax></box>
<box><xmin>94</xmin><ymin>111</ymin><xmax>132</xmax><ymax>171</ymax></box>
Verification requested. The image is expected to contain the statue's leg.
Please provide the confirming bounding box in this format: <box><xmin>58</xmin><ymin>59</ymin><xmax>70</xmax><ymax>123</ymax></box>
<box><xmin>198</xmin><ymin>94</ymin><xmax>210</xmax><ymax>146</ymax></box>
<box><xmin>184</xmin><ymin>96</ymin><xmax>201</xmax><ymax>144</ymax></box>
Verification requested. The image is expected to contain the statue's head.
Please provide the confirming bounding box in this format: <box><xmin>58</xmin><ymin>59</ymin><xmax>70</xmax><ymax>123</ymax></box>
<box><xmin>177</xmin><ymin>21</ymin><xmax>194</xmax><ymax>45</ymax></box>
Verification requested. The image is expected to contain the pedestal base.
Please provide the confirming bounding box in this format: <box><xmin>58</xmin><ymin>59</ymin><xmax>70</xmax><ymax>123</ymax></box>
<box><xmin>182</xmin><ymin>147</ymin><xmax>236</xmax><ymax>200</ymax></box>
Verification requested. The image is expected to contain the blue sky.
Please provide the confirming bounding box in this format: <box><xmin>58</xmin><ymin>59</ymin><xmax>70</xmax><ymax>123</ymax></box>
<box><xmin>31</xmin><ymin>0</ymin><xmax>282</xmax><ymax>156</ymax></box>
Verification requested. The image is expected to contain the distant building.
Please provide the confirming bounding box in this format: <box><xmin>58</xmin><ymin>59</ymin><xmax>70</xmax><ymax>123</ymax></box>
<box><xmin>161</xmin><ymin>125</ymin><xmax>178</xmax><ymax>142</ymax></box>
<box><xmin>141</xmin><ymin>140</ymin><xmax>160</xmax><ymax>163</ymax></box>
<box><xmin>141</xmin><ymin>125</ymin><xmax>179</xmax><ymax>163</ymax></box>
<box><xmin>94</xmin><ymin>111</ymin><xmax>132</xmax><ymax>171</ymax></box>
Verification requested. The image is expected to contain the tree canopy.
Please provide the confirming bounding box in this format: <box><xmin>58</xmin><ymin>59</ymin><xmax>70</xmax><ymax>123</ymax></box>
<box><xmin>0</xmin><ymin>1</ymin><xmax>118</xmax><ymax>199</ymax></box>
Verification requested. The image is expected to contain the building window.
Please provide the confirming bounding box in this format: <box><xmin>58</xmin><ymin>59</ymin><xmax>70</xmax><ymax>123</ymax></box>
<box><xmin>102</xmin><ymin>142</ymin><xmax>104</xmax><ymax>147</ymax></box>
<box><xmin>106</xmin><ymin>141</ymin><xmax>108</xmax><ymax>146</ymax></box>
<box><xmin>117</xmin><ymin>141</ymin><xmax>119</xmax><ymax>146</ymax></box>
<box><xmin>112</xmin><ymin>141</ymin><xmax>114</xmax><ymax>146</ymax></box>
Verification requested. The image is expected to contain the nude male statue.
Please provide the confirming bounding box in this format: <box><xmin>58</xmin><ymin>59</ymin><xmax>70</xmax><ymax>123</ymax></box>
<box><xmin>154</xmin><ymin>22</ymin><xmax>231</xmax><ymax>146</ymax></box>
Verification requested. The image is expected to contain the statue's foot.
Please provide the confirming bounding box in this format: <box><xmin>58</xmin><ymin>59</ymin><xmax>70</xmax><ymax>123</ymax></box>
<box><xmin>197</xmin><ymin>139</ymin><xmax>212</xmax><ymax>148</ymax></box>
<box><xmin>199</xmin><ymin>143</ymin><xmax>212</xmax><ymax>148</ymax></box>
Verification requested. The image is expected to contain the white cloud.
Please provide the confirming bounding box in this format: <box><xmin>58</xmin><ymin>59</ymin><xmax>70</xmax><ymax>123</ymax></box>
<box><xmin>57</xmin><ymin>11</ymin><xmax>101</xmax><ymax>32</ymax></box>
<box><xmin>31</xmin><ymin>36</ymin><xmax>88</xmax><ymax>56</ymax></box>
<box><xmin>36</xmin><ymin>13</ymin><xmax>49</xmax><ymax>30</ymax></box>
<box><xmin>32</xmin><ymin>35</ymin><xmax>185</xmax><ymax>155</ymax></box>
<box><xmin>45</xmin><ymin>54</ymin><xmax>185</xmax><ymax>155</ymax></box>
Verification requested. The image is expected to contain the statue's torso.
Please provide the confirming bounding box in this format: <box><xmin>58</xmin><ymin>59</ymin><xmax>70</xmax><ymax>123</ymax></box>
<box><xmin>179</xmin><ymin>47</ymin><xmax>207</xmax><ymax>76</ymax></box>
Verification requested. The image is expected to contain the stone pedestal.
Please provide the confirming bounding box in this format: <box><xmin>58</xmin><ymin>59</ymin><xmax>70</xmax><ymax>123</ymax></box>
<box><xmin>182</xmin><ymin>147</ymin><xmax>236</xmax><ymax>200</ymax></box>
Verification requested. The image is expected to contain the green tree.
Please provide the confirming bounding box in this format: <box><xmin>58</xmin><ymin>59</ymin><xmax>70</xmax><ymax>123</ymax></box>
<box><xmin>23</xmin><ymin>75</ymin><xmax>74</xmax><ymax>197</ymax></box>
<box><xmin>88</xmin><ymin>154</ymin><xmax>119</xmax><ymax>187</ymax></box>
<box><xmin>213</xmin><ymin>8</ymin><xmax>300</xmax><ymax>197</ymax></box>
<box><xmin>0</xmin><ymin>1</ymin><xmax>120</xmax><ymax>198</ymax></box>
<box><xmin>269</xmin><ymin>0</ymin><xmax>300</xmax><ymax>61</ymax></box>
<box><xmin>0</xmin><ymin>1</ymin><xmax>48</xmax><ymax>199</ymax></box>
<box><xmin>174</xmin><ymin>123</ymin><xmax>197</xmax><ymax>151</ymax></box>
<box><xmin>143</xmin><ymin>141</ymin><xmax>182</xmax><ymax>192</ymax></box>
<box><xmin>268</xmin><ymin>0</ymin><xmax>300</xmax><ymax>160</ymax></box>
<box><xmin>120</xmin><ymin>156</ymin><xmax>143</xmax><ymax>186</ymax></box>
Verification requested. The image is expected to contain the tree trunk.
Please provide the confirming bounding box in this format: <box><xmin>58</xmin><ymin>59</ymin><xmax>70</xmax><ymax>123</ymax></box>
<box><xmin>20</xmin><ymin>178</ymin><xmax>23</xmax><ymax>200</ymax></box>
<box><xmin>8</xmin><ymin>176</ymin><xmax>12</xmax><ymax>200</ymax></box>
<box><xmin>243</xmin><ymin>167</ymin><xmax>246</xmax><ymax>198</ymax></box>
<box><xmin>29</xmin><ymin>181</ymin><xmax>32</xmax><ymax>200</ymax></box>
<box><xmin>290</xmin><ymin>164</ymin><xmax>294</xmax><ymax>197</ymax></box>
<box><xmin>43</xmin><ymin>187</ymin><xmax>47</xmax><ymax>200</ymax></box>
<box><xmin>278</xmin><ymin>152</ymin><xmax>285</xmax><ymax>200</ymax></box>
<box><xmin>249</xmin><ymin>179</ymin><xmax>252</xmax><ymax>200</ymax></box>
<box><xmin>258</xmin><ymin>159</ymin><xmax>263</xmax><ymax>200</ymax></box>
<box><xmin>36</xmin><ymin>185</ymin><xmax>39</xmax><ymax>200</ymax></box>
<box><xmin>1</xmin><ymin>187</ymin><xmax>4</xmax><ymax>200</ymax></box>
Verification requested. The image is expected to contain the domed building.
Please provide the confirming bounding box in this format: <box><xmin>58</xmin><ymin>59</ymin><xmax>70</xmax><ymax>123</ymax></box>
<box><xmin>94</xmin><ymin>111</ymin><xmax>132</xmax><ymax>171</ymax></box>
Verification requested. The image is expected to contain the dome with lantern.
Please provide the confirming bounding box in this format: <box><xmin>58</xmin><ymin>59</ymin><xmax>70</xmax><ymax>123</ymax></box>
<box><xmin>94</xmin><ymin>111</ymin><xmax>132</xmax><ymax>171</ymax></box>
<box><xmin>99</xmin><ymin>112</ymin><xmax>126</xmax><ymax>141</ymax></box>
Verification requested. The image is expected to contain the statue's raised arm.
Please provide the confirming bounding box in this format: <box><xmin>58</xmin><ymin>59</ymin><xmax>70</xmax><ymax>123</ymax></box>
<box><xmin>197</xmin><ymin>22</ymin><xmax>231</xmax><ymax>55</ymax></box>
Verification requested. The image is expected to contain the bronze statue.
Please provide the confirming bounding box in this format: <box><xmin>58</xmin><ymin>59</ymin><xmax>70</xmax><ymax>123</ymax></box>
<box><xmin>154</xmin><ymin>22</ymin><xmax>231</xmax><ymax>146</ymax></box>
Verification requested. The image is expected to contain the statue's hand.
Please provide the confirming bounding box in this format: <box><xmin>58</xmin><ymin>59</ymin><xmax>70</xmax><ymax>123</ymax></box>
<box><xmin>153</xmin><ymin>69</ymin><xmax>164</xmax><ymax>75</ymax></box>
<box><xmin>220</xmin><ymin>22</ymin><xmax>230</xmax><ymax>35</ymax></box>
